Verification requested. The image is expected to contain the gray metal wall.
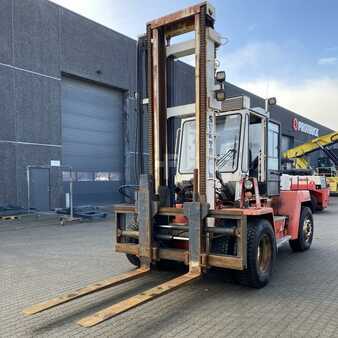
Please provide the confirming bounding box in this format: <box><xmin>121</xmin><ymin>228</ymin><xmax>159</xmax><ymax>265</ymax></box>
<box><xmin>0</xmin><ymin>0</ymin><xmax>136</xmax><ymax>209</ymax></box>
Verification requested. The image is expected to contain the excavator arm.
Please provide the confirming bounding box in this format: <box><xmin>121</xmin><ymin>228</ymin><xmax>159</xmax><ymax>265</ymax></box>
<box><xmin>283</xmin><ymin>131</ymin><xmax>338</xmax><ymax>167</ymax></box>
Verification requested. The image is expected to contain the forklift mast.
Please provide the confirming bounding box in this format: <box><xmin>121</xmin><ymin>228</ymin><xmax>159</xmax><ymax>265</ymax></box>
<box><xmin>146</xmin><ymin>2</ymin><xmax>222</xmax><ymax>207</ymax></box>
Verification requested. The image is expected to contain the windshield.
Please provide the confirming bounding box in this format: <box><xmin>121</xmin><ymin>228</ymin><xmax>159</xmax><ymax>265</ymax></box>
<box><xmin>179</xmin><ymin>120</ymin><xmax>196</xmax><ymax>173</ymax></box>
<box><xmin>179</xmin><ymin>114</ymin><xmax>241</xmax><ymax>174</ymax></box>
<box><xmin>215</xmin><ymin>114</ymin><xmax>241</xmax><ymax>172</ymax></box>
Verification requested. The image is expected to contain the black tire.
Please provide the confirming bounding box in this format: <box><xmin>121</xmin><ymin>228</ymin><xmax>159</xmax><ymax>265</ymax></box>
<box><xmin>124</xmin><ymin>223</ymin><xmax>140</xmax><ymax>267</ymax></box>
<box><xmin>316</xmin><ymin>200</ymin><xmax>324</xmax><ymax>211</ymax></box>
<box><xmin>316</xmin><ymin>205</ymin><xmax>324</xmax><ymax>211</ymax></box>
<box><xmin>155</xmin><ymin>259</ymin><xmax>184</xmax><ymax>271</ymax></box>
<box><xmin>126</xmin><ymin>253</ymin><xmax>140</xmax><ymax>267</ymax></box>
<box><xmin>235</xmin><ymin>219</ymin><xmax>276</xmax><ymax>288</ymax></box>
<box><xmin>127</xmin><ymin>253</ymin><xmax>182</xmax><ymax>270</ymax></box>
<box><xmin>211</xmin><ymin>234</ymin><xmax>237</xmax><ymax>282</ymax></box>
<box><xmin>289</xmin><ymin>206</ymin><xmax>313</xmax><ymax>252</ymax></box>
<box><xmin>211</xmin><ymin>234</ymin><xmax>236</xmax><ymax>256</ymax></box>
<box><xmin>310</xmin><ymin>194</ymin><xmax>318</xmax><ymax>213</ymax></box>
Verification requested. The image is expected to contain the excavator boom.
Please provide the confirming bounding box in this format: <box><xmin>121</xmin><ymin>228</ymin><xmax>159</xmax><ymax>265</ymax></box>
<box><xmin>283</xmin><ymin>131</ymin><xmax>338</xmax><ymax>161</ymax></box>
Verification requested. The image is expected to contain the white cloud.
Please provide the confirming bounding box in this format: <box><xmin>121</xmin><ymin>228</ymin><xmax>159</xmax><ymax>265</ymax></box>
<box><xmin>219</xmin><ymin>41</ymin><xmax>289</xmax><ymax>83</ymax></box>
<box><xmin>222</xmin><ymin>41</ymin><xmax>281</xmax><ymax>70</ymax></box>
<box><xmin>238</xmin><ymin>77</ymin><xmax>338</xmax><ymax>130</ymax></box>
<box><xmin>318</xmin><ymin>57</ymin><xmax>338</xmax><ymax>65</ymax></box>
<box><xmin>222</xmin><ymin>42</ymin><xmax>338</xmax><ymax>131</ymax></box>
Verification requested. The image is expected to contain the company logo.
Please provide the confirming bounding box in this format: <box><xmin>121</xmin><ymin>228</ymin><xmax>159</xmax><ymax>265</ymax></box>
<box><xmin>292</xmin><ymin>118</ymin><xmax>319</xmax><ymax>137</ymax></box>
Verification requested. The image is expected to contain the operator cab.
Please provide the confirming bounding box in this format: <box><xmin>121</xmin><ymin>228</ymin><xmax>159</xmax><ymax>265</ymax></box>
<box><xmin>175</xmin><ymin>96</ymin><xmax>281</xmax><ymax>206</ymax></box>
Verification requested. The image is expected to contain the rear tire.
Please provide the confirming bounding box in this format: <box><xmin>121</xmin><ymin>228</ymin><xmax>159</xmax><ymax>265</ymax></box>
<box><xmin>316</xmin><ymin>205</ymin><xmax>324</xmax><ymax>211</ymax></box>
<box><xmin>235</xmin><ymin>219</ymin><xmax>276</xmax><ymax>288</ymax></box>
<box><xmin>310</xmin><ymin>194</ymin><xmax>318</xmax><ymax>213</ymax></box>
<box><xmin>289</xmin><ymin>206</ymin><xmax>313</xmax><ymax>252</ymax></box>
<box><xmin>126</xmin><ymin>253</ymin><xmax>140</xmax><ymax>267</ymax></box>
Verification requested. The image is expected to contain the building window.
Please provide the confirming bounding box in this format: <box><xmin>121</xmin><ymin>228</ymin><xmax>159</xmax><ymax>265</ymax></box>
<box><xmin>62</xmin><ymin>171</ymin><xmax>76</xmax><ymax>182</ymax></box>
<box><xmin>63</xmin><ymin>171</ymin><xmax>121</xmax><ymax>182</ymax></box>
<box><xmin>77</xmin><ymin>172</ymin><xmax>94</xmax><ymax>182</ymax></box>
<box><xmin>94</xmin><ymin>172</ymin><xmax>110</xmax><ymax>181</ymax></box>
<box><xmin>281</xmin><ymin>135</ymin><xmax>294</xmax><ymax>152</ymax></box>
<box><xmin>268</xmin><ymin>122</ymin><xmax>280</xmax><ymax>170</ymax></box>
<box><xmin>109</xmin><ymin>172</ymin><xmax>121</xmax><ymax>181</ymax></box>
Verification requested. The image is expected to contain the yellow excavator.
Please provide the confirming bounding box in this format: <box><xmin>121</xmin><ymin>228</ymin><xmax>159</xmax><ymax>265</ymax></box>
<box><xmin>282</xmin><ymin>131</ymin><xmax>338</xmax><ymax>194</ymax></box>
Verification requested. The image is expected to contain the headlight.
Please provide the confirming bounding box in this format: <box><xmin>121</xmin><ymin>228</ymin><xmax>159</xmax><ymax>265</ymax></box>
<box><xmin>215</xmin><ymin>71</ymin><xmax>226</xmax><ymax>82</ymax></box>
<box><xmin>215</xmin><ymin>89</ymin><xmax>226</xmax><ymax>101</ymax></box>
<box><xmin>267</xmin><ymin>97</ymin><xmax>277</xmax><ymax>106</ymax></box>
<box><xmin>244</xmin><ymin>179</ymin><xmax>253</xmax><ymax>190</ymax></box>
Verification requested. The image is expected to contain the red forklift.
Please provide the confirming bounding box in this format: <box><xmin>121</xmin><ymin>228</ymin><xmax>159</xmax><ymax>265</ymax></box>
<box><xmin>24</xmin><ymin>2</ymin><xmax>314</xmax><ymax>328</ymax></box>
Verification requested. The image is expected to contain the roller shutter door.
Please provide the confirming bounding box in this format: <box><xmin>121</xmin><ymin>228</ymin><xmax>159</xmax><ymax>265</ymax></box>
<box><xmin>62</xmin><ymin>77</ymin><xmax>124</xmax><ymax>205</ymax></box>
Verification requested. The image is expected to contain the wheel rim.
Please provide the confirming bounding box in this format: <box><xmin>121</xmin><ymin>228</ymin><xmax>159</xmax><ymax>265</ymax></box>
<box><xmin>303</xmin><ymin>216</ymin><xmax>313</xmax><ymax>243</ymax></box>
<box><xmin>256</xmin><ymin>234</ymin><xmax>272</xmax><ymax>274</ymax></box>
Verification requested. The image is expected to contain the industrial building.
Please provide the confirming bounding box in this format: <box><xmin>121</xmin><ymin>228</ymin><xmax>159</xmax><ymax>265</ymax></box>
<box><xmin>0</xmin><ymin>0</ymin><xmax>333</xmax><ymax>210</ymax></box>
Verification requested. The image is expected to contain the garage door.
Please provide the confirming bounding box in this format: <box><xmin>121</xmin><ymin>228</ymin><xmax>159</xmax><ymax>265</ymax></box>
<box><xmin>62</xmin><ymin>77</ymin><xmax>124</xmax><ymax>205</ymax></box>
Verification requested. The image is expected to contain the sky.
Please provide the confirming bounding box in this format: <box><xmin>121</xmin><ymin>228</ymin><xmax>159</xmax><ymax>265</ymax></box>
<box><xmin>51</xmin><ymin>0</ymin><xmax>338</xmax><ymax>130</ymax></box>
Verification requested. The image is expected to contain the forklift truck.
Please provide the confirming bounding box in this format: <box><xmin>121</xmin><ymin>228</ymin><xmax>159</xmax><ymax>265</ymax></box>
<box><xmin>24</xmin><ymin>2</ymin><xmax>314</xmax><ymax>327</ymax></box>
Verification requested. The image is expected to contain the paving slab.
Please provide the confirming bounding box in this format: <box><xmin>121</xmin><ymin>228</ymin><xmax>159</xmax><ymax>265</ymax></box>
<box><xmin>1</xmin><ymin>198</ymin><xmax>338</xmax><ymax>337</ymax></box>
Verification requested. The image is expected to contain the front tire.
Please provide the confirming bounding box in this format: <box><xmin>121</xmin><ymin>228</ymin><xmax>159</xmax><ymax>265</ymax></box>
<box><xmin>236</xmin><ymin>219</ymin><xmax>276</xmax><ymax>288</ymax></box>
<box><xmin>289</xmin><ymin>206</ymin><xmax>313</xmax><ymax>252</ymax></box>
<box><xmin>124</xmin><ymin>223</ymin><xmax>140</xmax><ymax>267</ymax></box>
<box><xmin>126</xmin><ymin>253</ymin><xmax>140</xmax><ymax>267</ymax></box>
